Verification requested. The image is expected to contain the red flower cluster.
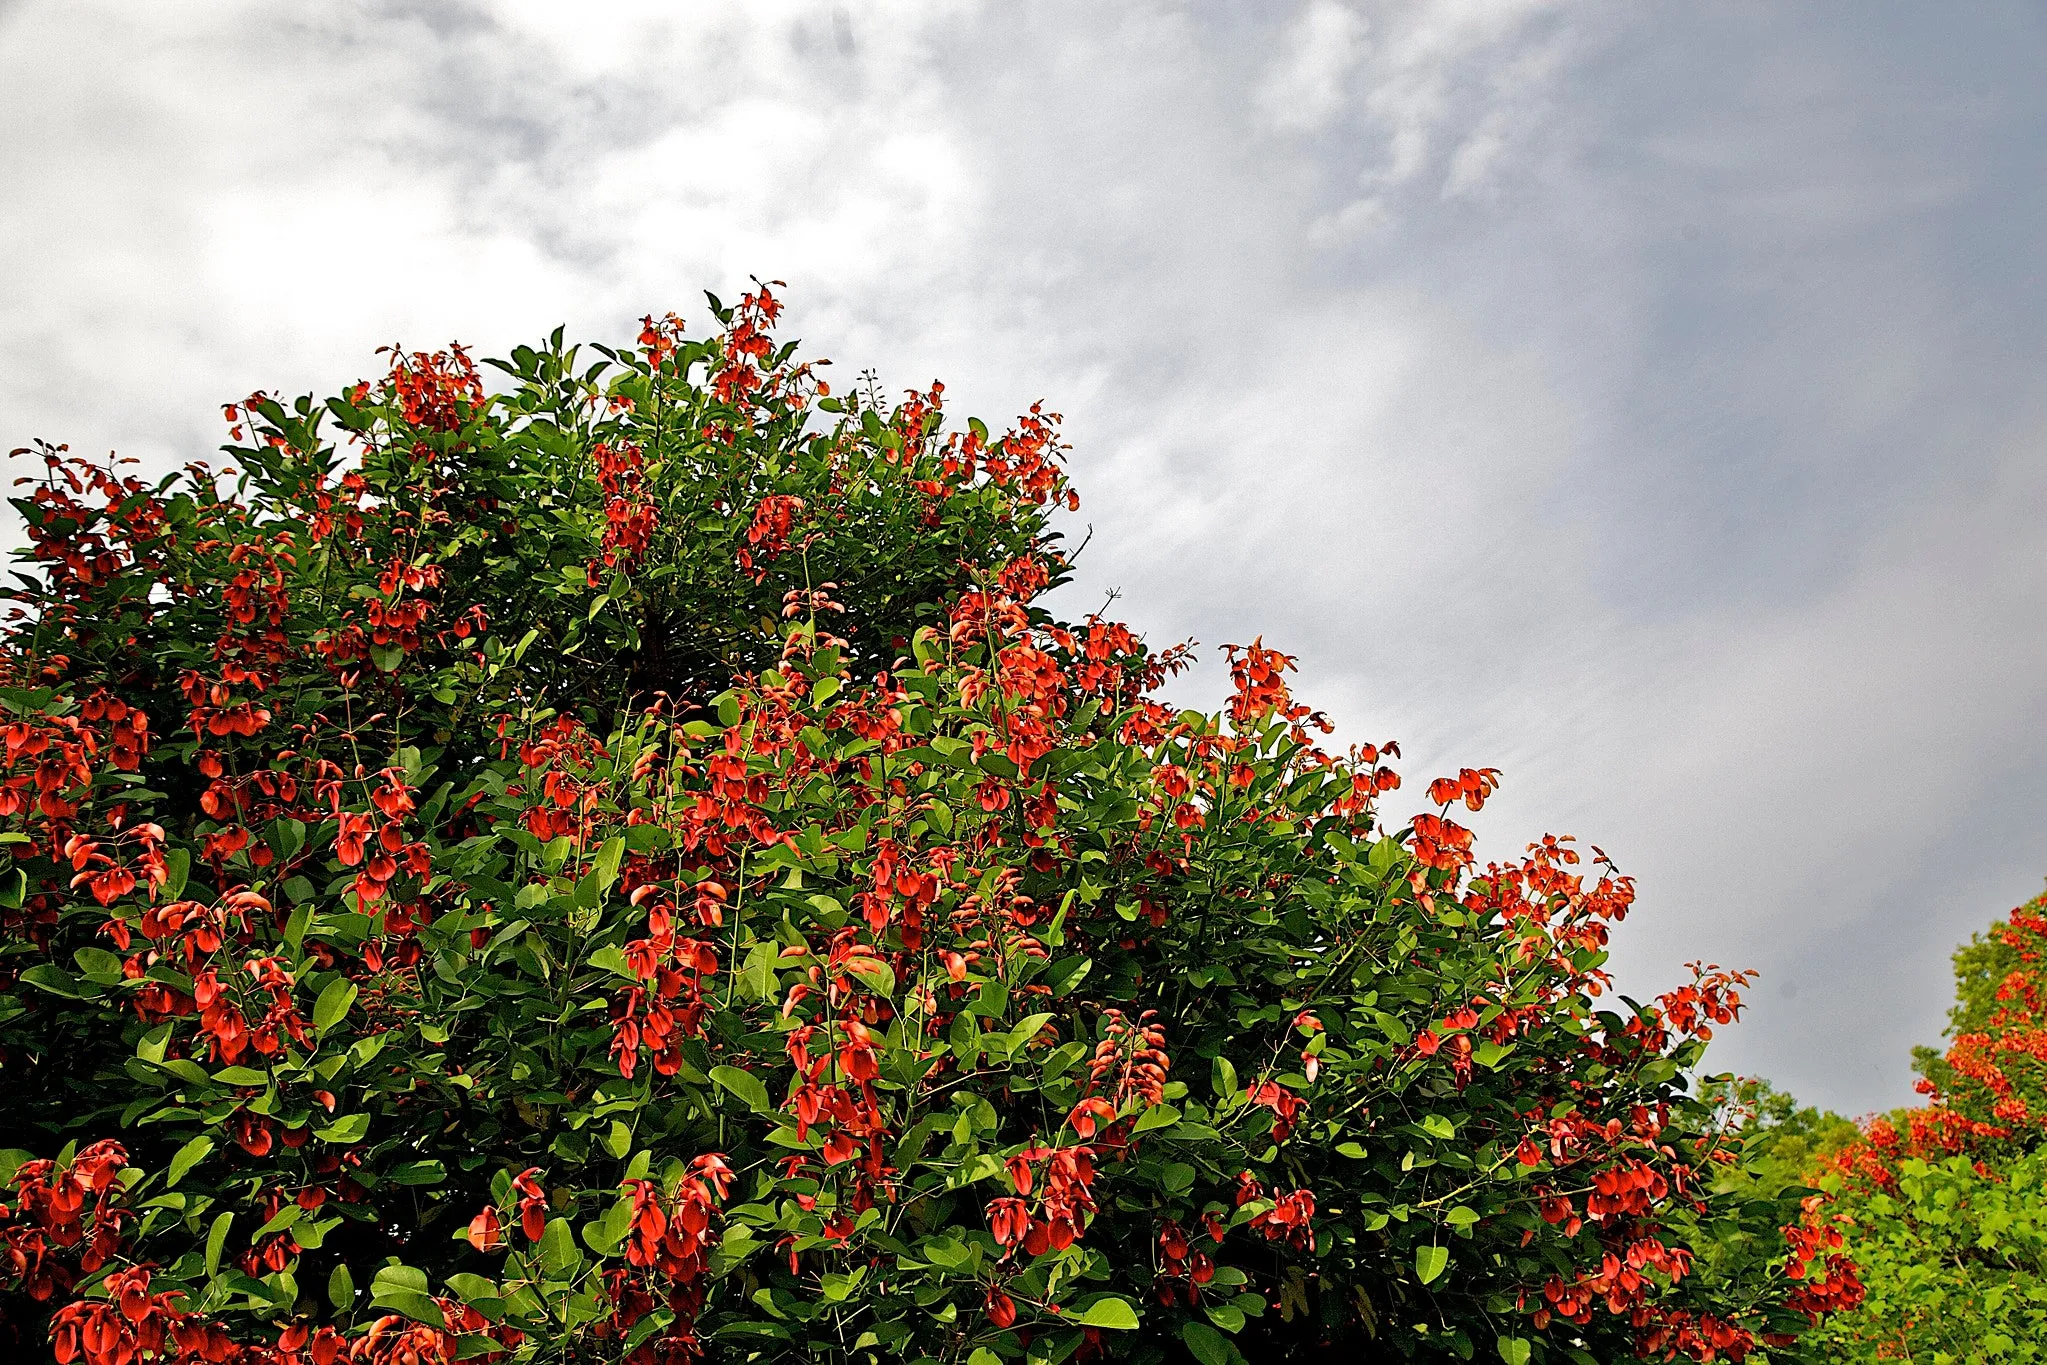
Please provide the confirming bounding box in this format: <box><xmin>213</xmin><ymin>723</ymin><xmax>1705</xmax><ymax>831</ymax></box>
<box><xmin>379</xmin><ymin>343</ymin><xmax>482</xmax><ymax>433</ymax></box>
<box><xmin>1087</xmin><ymin>1008</ymin><xmax>1171</xmax><ymax>1109</ymax></box>
<box><xmin>1152</xmin><ymin>1217</ymin><xmax>1221</xmax><ymax>1306</ymax></box>
<box><xmin>1427</xmin><ymin>766</ymin><xmax>1501</xmax><ymax>812</ymax></box>
<box><xmin>50</xmin><ymin>1267</ymin><xmax>205</xmax><ymax>1365</ymax></box>
<box><xmin>4</xmin><ymin>1141</ymin><xmax>129</xmax><ymax>1303</ymax></box>
<box><xmin>1241</xmin><ymin>1176</ymin><xmax>1316</xmax><ymax>1253</ymax></box>
<box><xmin>984</xmin><ymin>1145</ymin><xmax>1097</xmax><ymax>1263</ymax></box>
<box><xmin>191</xmin><ymin>947</ymin><xmax>308</xmax><ymax>1063</ymax></box>
<box><xmin>608</xmin><ymin>895</ymin><xmax>717</xmax><ymax>1081</ymax></box>
<box><xmin>1</xmin><ymin>710</ymin><xmax>110</xmax><ymax>823</ymax></box>
<box><xmin>1781</xmin><ymin>1205</ymin><xmax>1865</xmax><ymax>1321</ymax></box>
<box><xmin>592</xmin><ymin>441</ymin><xmax>658</xmax><ymax>575</ymax></box>
<box><xmin>1653</xmin><ymin>962</ymin><xmax>1756</xmax><ymax>1045</ymax></box>
<box><xmin>736</xmin><ymin>494</ymin><xmax>804</xmax><ymax>580</ymax></box>
<box><xmin>599</xmin><ymin>1158</ymin><xmax>733</xmax><ymax>1363</ymax></box>
<box><xmin>1222</xmin><ymin>639</ymin><xmax>1327</xmax><ymax>742</ymax></box>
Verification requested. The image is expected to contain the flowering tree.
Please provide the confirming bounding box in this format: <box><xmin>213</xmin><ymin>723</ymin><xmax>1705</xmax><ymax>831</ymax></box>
<box><xmin>0</xmin><ymin>291</ymin><xmax>1847</xmax><ymax>1364</ymax></box>
<box><xmin>1795</xmin><ymin>888</ymin><xmax>2047</xmax><ymax>1361</ymax></box>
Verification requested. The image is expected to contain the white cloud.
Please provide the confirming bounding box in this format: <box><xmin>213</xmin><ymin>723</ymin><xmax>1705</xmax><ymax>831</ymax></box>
<box><xmin>1258</xmin><ymin>0</ymin><xmax>1371</xmax><ymax>132</ymax></box>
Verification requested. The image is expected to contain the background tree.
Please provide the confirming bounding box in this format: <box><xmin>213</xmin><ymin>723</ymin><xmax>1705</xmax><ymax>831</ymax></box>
<box><xmin>0</xmin><ymin>293</ymin><xmax>1847</xmax><ymax>1365</ymax></box>
<box><xmin>1700</xmin><ymin>1082</ymin><xmax>1859</xmax><ymax>1206</ymax></box>
<box><xmin>1791</xmin><ymin>886</ymin><xmax>2047</xmax><ymax>1362</ymax></box>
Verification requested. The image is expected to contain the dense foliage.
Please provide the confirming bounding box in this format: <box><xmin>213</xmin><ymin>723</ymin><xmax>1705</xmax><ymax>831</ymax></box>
<box><xmin>1794</xmin><ymin>888</ymin><xmax>2047</xmax><ymax>1362</ymax></box>
<box><xmin>0</xmin><ymin>293</ymin><xmax>1844</xmax><ymax>1365</ymax></box>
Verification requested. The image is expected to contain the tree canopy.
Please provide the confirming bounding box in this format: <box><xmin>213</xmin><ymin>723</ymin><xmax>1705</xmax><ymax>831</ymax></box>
<box><xmin>1791</xmin><ymin>887</ymin><xmax>2047</xmax><ymax>1362</ymax></box>
<box><xmin>0</xmin><ymin>291</ymin><xmax>1846</xmax><ymax>1365</ymax></box>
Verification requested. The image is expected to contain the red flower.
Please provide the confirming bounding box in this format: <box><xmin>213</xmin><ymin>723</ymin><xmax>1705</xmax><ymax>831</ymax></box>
<box><xmin>466</xmin><ymin>1206</ymin><xmax>503</xmax><ymax>1251</ymax></box>
<box><xmin>988</xmin><ymin>1196</ymin><xmax>1032</xmax><ymax>1249</ymax></box>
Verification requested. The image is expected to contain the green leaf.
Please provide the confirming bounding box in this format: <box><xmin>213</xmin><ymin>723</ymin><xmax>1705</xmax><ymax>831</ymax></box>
<box><xmin>539</xmin><ymin>1217</ymin><xmax>581</xmax><ymax>1277</ymax></box>
<box><xmin>135</xmin><ymin>1024</ymin><xmax>172</xmax><ymax>1064</ymax></box>
<box><xmin>1421</xmin><ymin>1113</ymin><xmax>1456</xmax><ymax>1140</ymax></box>
<box><xmin>20</xmin><ymin>964</ymin><xmax>87</xmax><ymax>999</ymax></box>
<box><xmin>711</xmin><ymin>1065</ymin><xmax>773</xmax><ymax>1114</ymax></box>
<box><xmin>581</xmin><ymin>1214</ymin><xmax>622</xmax><ymax>1257</ymax></box>
<box><xmin>294</xmin><ymin>1216</ymin><xmax>343</xmax><ymax>1250</ymax></box>
<box><xmin>389</xmin><ymin>1160</ymin><xmax>447</xmax><ymax>1186</ymax></box>
<box><xmin>373</xmin><ymin>1264</ymin><xmax>430</xmax><ymax>1295</ymax></box>
<box><xmin>1132</xmin><ymin>1103</ymin><xmax>1181</xmax><ymax>1134</ymax></box>
<box><xmin>603</xmin><ymin>1196</ymin><xmax>634</xmax><ymax>1247</ymax></box>
<box><xmin>253</xmin><ymin>1203</ymin><xmax>303</xmax><ymax>1240</ymax></box>
<box><xmin>445</xmin><ymin>1273</ymin><xmax>497</xmax><ymax>1303</ymax></box>
<box><xmin>312</xmin><ymin>978</ymin><xmax>358</xmax><ymax>1034</ymax></box>
<box><xmin>1182</xmin><ymin>1322</ymin><xmax>1244</xmax><ymax>1365</ymax></box>
<box><xmin>328</xmin><ymin>1262</ymin><xmax>356</xmax><ymax>1311</ymax></box>
<box><xmin>166</xmin><ymin>1136</ymin><xmax>213</xmax><ymax>1189</ymax></box>
<box><xmin>204</xmin><ymin>1212</ymin><xmax>232</xmax><ymax>1278</ymax></box>
<box><xmin>602</xmin><ymin>1121</ymin><xmax>632</xmax><ymax>1159</ymax></box>
<box><xmin>1043</xmin><ymin>890</ymin><xmax>1073</xmax><ymax>946</ymax></box>
<box><xmin>1044</xmin><ymin>955</ymin><xmax>1091</xmax><ymax>997</ymax></box>
<box><xmin>1373</xmin><ymin>1010</ymin><xmax>1412</xmax><ymax>1046</ymax></box>
<box><xmin>1499</xmin><ymin>1337</ymin><xmax>1532</xmax><ymax>1365</ymax></box>
<box><xmin>270</xmin><ymin>817</ymin><xmax>306</xmax><ymax>863</ymax></box>
<box><xmin>73</xmin><ymin>946</ymin><xmax>125</xmax><ymax>982</ymax></box>
<box><xmin>1416</xmin><ymin>1244</ymin><xmax>1449</xmax><ymax>1285</ymax></box>
<box><xmin>1204</xmin><ymin>1305</ymin><xmax>1247</xmax><ymax>1333</ymax></box>
<box><xmin>1076</xmin><ymin>1296</ymin><xmax>1141</xmax><ymax>1330</ymax></box>
<box><xmin>623</xmin><ymin>823</ymin><xmax>671</xmax><ymax>853</ymax></box>
<box><xmin>741</xmin><ymin>941</ymin><xmax>777</xmax><ymax>1002</ymax></box>
<box><xmin>623</xmin><ymin>1308</ymin><xmax>676</xmax><ymax>1352</ymax></box>
<box><xmin>316</xmin><ymin>1112</ymin><xmax>371</xmax><ymax>1144</ymax></box>
<box><xmin>212</xmin><ymin>1066</ymin><xmax>270</xmax><ymax>1087</ymax></box>
<box><xmin>821</xmin><ymin>1267</ymin><xmax>868</xmax><ymax>1302</ymax></box>
<box><xmin>379</xmin><ymin>1287</ymin><xmax>446</xmax><ymax>1325</ymax></box>
<box><xmin>369</xmin><ymin>1265</ymin><xmax>437</xmax><ymax>1321</ymax></box>
<box><xmin>592</xmin><ymin>835</ymin><xmax>625</xmax><ymax>890</ymax></box>
<box><xmin>164</xmin><ymin>847</ymin><xmax>191</xmax><ymax>899</ymax></box>
<box><xmin>1006</xmin><ymin>1011</ymin><xmax>1055</xmax><ymax>1053</ymax></box>
<box><xmin>586</xmin><ymin>946</ymin><xmax>637</xmax><ymax>980</ymax></box>
<box><xmin>918</xmin><ymin>1235</ymin><xmax>977</xmax><ymax>1272</ymax></box>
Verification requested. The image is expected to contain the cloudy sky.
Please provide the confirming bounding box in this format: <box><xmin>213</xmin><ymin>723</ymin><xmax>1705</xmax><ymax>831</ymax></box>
<box><xmin>5</xmin><ymin>1</ymin><xmax>2044</xmax><ymax>1114</ymax></box>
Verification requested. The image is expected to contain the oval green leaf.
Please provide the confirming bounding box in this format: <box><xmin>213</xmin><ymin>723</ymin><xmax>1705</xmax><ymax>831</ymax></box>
<box><xmin>1076</xmin><ymin>1295</ymin><xmax>1141</xmax><ymax>1329</ymax></box>
<box><xmin>711</xmin><ymin>1064</ymin><xmax>773</xmax><ymax>1114</ymax></box>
